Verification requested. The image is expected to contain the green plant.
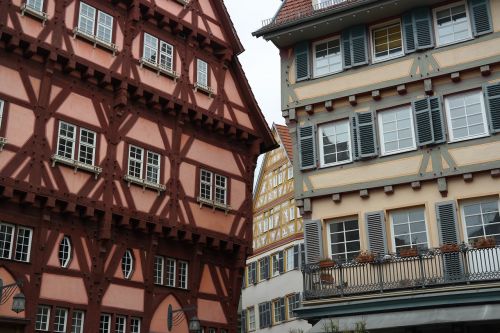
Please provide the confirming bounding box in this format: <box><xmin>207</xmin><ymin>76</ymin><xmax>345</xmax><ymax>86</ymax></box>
<box><xmin>321</xmin><ymin>319</ymin><xmax>369</xmax><ymax>333</ymax></box>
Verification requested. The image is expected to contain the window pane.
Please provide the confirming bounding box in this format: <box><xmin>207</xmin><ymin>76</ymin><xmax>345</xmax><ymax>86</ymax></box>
<box><xmin>392</xmin><ymin>208</ymin><xmax>428</xmax><ymax>250</ymax></box>
<box><xmin>435</xmin><ymin>4</ymin><xmax>471</xmax><ymax>45</ymax></box>
<box><xmin>328</xmin><ymin>219</ymin><xmax>360</xmax><ymax>261</ymax></box>
<box><xmin>96</xmin><ymin>11</ymin><xmax>113</xmax><ymax>43</ymax></box>
<box><xmin>372</xmin><ymin>23</ymin><xmax>403</xmax><ymax>60</ymax></box>
<box><xmin>446</xmin><ymin>91</ymin><xmax>487</xmax><ymax>141</ymax></box>
<box><xmin>128</xmin><ymin>146</ymin><xmax>143</xmax><ymax>179</ymax></box>
<box><xmin>0</xmin><ymin>223</ymin><xmax>14</xmax><ymax>259</ymax></box>
<box><xmin>143</xmin><ymin>33</ymin><xmax>158</xmax><ymax>63</ymax></box>
<box><xmin>378</xmin><ymin>106</ymin><xmax>415</xmax><ymax>155</ymax></box>
<box><xmin>78</xmin><ymin>2</ymin><xmax>96</xmax><ymax>35</ymax></box>
<box><xmin>314</xmin><ymin>38</ymin><xmax>342</xmax><ymax>76</ymax></box>
<box><xmin>320</xmin><ymin>120</ymin><xmax>351</xmax><ymax>166</ymax></box>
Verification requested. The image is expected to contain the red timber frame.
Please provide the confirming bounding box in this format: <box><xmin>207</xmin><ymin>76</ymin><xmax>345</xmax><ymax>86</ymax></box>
<box><xmin>0</xmin><ymin>0</ymin><xmax>275</xmax><ymax>332</ymax></box>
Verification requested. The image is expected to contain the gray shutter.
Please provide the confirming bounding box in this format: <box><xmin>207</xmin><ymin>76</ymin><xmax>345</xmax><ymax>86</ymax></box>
<box><xmin>293</xmin><ymin>245</ymin><xmax>299</xmax><ymax>269</ymax></box>
<box><xmin>365</xmin><ymin>211</ymin><xmax>388</xmax><ymax>255</ymax></box>
<box><xmin>304</xmin><ymin>219</ymin><xmax>323</xmax><ymax>264</ymax></box>
<box><xmin>251</xmin><ymin>262</ymin><xmax>257</xmax><ymax>284</ymax></box>
<box><xmin>298</xmin><ymin>125</ymin><xmax>317</xmax><ymax>170</ymax></box>
<box><xmin>402</xmin><ymin>12</ymin><xmax>416</xmax><ymax>53</ymax></box>
<box><xmin>436</xmin><ymin>201</ymin><xmax>463</xmax><ymax>280</ymax></box>
<box><xmin>469</xmin><ymin>0</ymin><xmax>493</xmax><ymax>37</ymax></box>
<box><xmin>241</xmin><ymin>310</ymin><xmax>247</xmax><ymax>333</ymax></box>
<box><xmin>278</xmin><ymin>251</ymin><xmax>284</xmax><ymax>273</ymax></box>
<box><xmin>430</xmin><ymin>97</ymin><xmax>446</xmax><ymax>144</ymax></box>
<box><xmin>342</xmin><ymin>29</ymin><xmax>352</xmax><ymax>69</ymax></box>
<box><xmin>413</xmin><ymin>98</ymin><xmax>434</xmax><ymax>146</ymax></box>
<box><xmin>413</xmin><ymin>7</ymin><xmax>434</xmax><ymax>49</ymax></box>
<box><xmin>295</xmin><ymin>42</ymin><xmax>310</xmax><ymax>81</ymax></box>
<box><xmin>351</xmin><ymin>25</ymin><xmax>368</xmax><ymax>67</ymax></box>
<box><xmin>356</xmin><ymin>112</ymin><xmax>378</xmax><ymax>158</ymax></box>
<box><xmin>351</xmin><ymin>116</ymin><xmax>360</xmax><ymax>160</ymax></box>
<box><xmin>280</xmin><ymin>298</ymin><xmax>286</xmax><ymax>320</ymax></box>
<box><xmin>485</xmin><ymin>83</ymin><xmax>500</xmax><ymax>133</ymax></box>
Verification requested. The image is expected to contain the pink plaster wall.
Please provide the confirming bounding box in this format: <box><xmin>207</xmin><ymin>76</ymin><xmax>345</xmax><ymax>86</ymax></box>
<box><xmin>207</xmin><ymin>21</ymin><xmax>225</xmax><ymax>42</ymax></box>
<box><xmin>128</xmin><ymin>185</ymin><xmax>157</xmax><ymax>212</ymax></box>
<box><xmin>224</xmin><ymin>71</ymin><xmax>244</xmax><ymax>107</ymax></box>
<box><xmin>198</xmin><ymin>265</ymin><xmax>217</xmax><ymax>295</ymax></box>
<box><xmin>233</xmin><ymin>109</ymin><xmax>253</xmax><ymax>130</ymax></box>
<box><xmin>198</xmin><ymin>0</ymin><xmax>216</xmax><ymax>20</ymax></box>
<box><xmin>59</xmin><ymin>167</ymin><xmax>93</xmax><ymax>194</ymax></box>
<box><xmin>0</xmin><ymin>267</ymin><xmax>25</xmax><ymax>319</ymax></box>
<box><xmin>178</xmin><ymin>163</ymin><xmax>196</xmax><ymax>198</ymax></box>
<box><xmin>136</xmin><ymin>66</ymin><xmax>177</xmax><ymax>95</ymax></box>
<box><xmin>197</xmin><ymin>299</ymin><xmax>227</xmax><ymax>324</ymax></box>
<box><xmin>230</xmin><ymin>179</ymin><xmax>245</xmax><ymax>209</ymax></box>
<box><xmin>131</xmin><ymin>249</ymin><xmax>144</xmax><ymax>283</ymax></box>
<box><xmin>46</xmin><ymin>233</ymin><xmax>81</xmax><ymax>271</ymax></box>
<box><xmin>185</xmin><ymin>139</ymin><xmax>241</xmax><ymax>176</ymax></box>
<box><xmin>13</xmin><ymin>12</ymin><xmax>45</xmax><ymax>41</ymax></box>
<box><xmin>56</xmin><ymin>93</ymin><xmax>102</xmax><ymax>127</ymax></box>
<box><xmin>150</xmin><ymin>295</ymin><xmax>188</xmax><ymax>333</ymax></box>
<box><xmin>0</xmin><ymin>65</ymin><xmax>31</xmax><ymax>103</ymax></box>
<box><xmin>40</xmin><ymin>273</ymin><xmax>88</xmax><ymax>305</ymax></box>
<box><xmin>215</xmin><ymin>267</ymin><xmax>228</xmax><ymax>297</ymax></box>
<box><xmin>5</xmin><ymin>104</ymin><xmax>35</xmax><ymax>148</ymax></box>
<box><xmin>102</xmin><ymin>284</ymin><xmax>144</xmax><ymax>312</ymax></box>
<box><xmin>0</xmin><ymin>151</ymin><xmax>16</xmax><ymax>174</ymax></box>
<box><xmin>125</xmin><ymin>118</ymin><xmax>168</xmax><ymax>151</ymax></box>
<box><xmin>189</xmin><ymin>202</ymin><xmax>234</xmax><ymax>234</ymax></box>
<box><xmin>104</xmin><ymin>244</ymin><xmax>117</xmax><ymax>273</ymax></box>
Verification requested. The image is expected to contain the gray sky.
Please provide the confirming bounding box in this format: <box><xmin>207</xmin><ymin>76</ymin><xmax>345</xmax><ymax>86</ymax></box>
<box><xmin>225</xmin><ymin>0</ymin><xmax>284</xmax><ymax>126</ymax></box>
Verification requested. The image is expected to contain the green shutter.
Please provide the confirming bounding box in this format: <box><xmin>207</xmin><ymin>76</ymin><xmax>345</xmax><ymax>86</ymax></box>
<box><xmin>365</xmin><ymin>211</ymin><xmax>387</xmax><ymax>255</ymax></box>
<box><xmin>295</xmin><ymin>42</ymin><xmax>310</xmax><ymax>81</ymax></box>
<box><xmin>293</xmin><ymin>245</ymin><xmax>299</xmax><ymax>269</ymax></box>
<box><xmin>278</xmin><ymin>251</ymin><xmax>284</xmax><ymax>273</ymax></box>
<box><xmin>436</xmin><ymin>201</ymin><xmax>463</xmax><ymax>280</ymax></box>
<box><xmin>430</xmin><ymin>97</ymin><xmax>446</xmax><ymax>143</ymax></box>
<box><xmin>469</xmin><ymin>0</ymin><xmax>493</xmax><ymax>37</ymax></box>
<box><xmin>413</xmin><ymin>98</ymin><xmax>434</xmax><ymax>146</ymax></box>
<box><xmin>342</xmin><ymin>26</ymin><xmax>368</xmax><ymax>68</ymax></box>
<box><xmin>304</xmin><ymin>220</ymin><xmax>322</xmax><ymax>264</ymax></box>
<box><xmin>356</xmin><ymin>112</ymin><xmax>378</xmax><ymax>158</ymax></box>
<box><xmin>241</xmin><ymin>310</ymin><xmax>247</xmax><ymax>333</ymax></box>
<box><xmin>402</xmin><ymin>12</ymin><xmax>416</xmax><ymax>53</ymax></box>
<box><xmin>485</xmin><ymin>83</ymin><xmax>500</xmax><ymax>133</ymax></box>
<box><xmin>342</xmin><ymin>30</ymin><xmax>352</xmax><ymax>69</ymax></box>
<box><xmin>413</xmin><ymin>7</ymin><xmax>434</xmax><ymax>49</ymax></box>
<box><xmin>351</xmin><ymin>116</ymin><xmax>360</xmax><ymax>160</ymax></box>
<box><xmin>298</xmin><ymin>125</ymin><xmax>317</xmax><ymax>170</ymax></box>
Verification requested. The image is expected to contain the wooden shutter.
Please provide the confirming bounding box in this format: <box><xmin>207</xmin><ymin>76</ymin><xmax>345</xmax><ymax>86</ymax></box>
<box><xmin>342</xmin><ymin>26</ymin><xmax>368</xmax><ymax>68</ymax></box>
<box><xmin>265</xmin><ymin>256</ymin><xmax>270</xmax><ymax>279</ymax></box>
<box><xmin>251</xmin><ymin>262</ymin><xmax>257</xmax><ymax>285</ymax></box>
<box><xmin>402</xmin><ymin>12</ymin><xmax>416</xmax><ymax>53</ymax></box>
<box><xmin>293</xmin><ymin>245</ymin><xmax>299</xmax><ymax>269</ymax></box>
<box><xmin>430</xmin><ymin>97</ymin><xmax>446</xmax><ymax>144</ymax></box>
<box><xmin>413</xmin><ymin>98</ymin><xmax>434</xmax><ymax>146</ymax></box>
<box><xmin>351</xmin><ymin>116</ymin><xmax>360</xmax><ymax>160</ymax></box>
<box><xmin>436</xmin><ymin>201</ymin><xmax>463</xmax><ymax>280</ymax></box>
<box><xmin>241</xmin><ymin>310</ymin><xmax>247</xmax><ymax>333</ymax></box>
<box><xmin>485</xmin><ymin>83</ymin><xmax>500</xmax><ymax>133</ymax></box>
<box><xmin>278</xmin><ymin>251</ymin><xmax>284</xmax><ymax>273</ymax></box>
<box><xmin>342</xmin><ymin>30</ymin><xmax>352</xmax><ymax>69</ymax></box>
<box><xmin>298</xmin><ymin>125</ymin><xmax>317</xmax><ymax>170</ymax></box>
<box><xmin>365</xmin><ymin>211</ymin><xmax>387</xmax><ymax>255</ymax></box>
<box><xmin>279</xmin><ymin>298</ymin><xmax>286</xmax><ymax>320</ymax></box>
<box><xmin>295</xmin><ymin>42</ymin><xmax>310</xmax><ymax>81</ymax></box>
<box><xmin>304</xmin><ymin>220</ymin><xmax>323</xmax><ymax>264</ymax></box>
<box><xmin>413</xmin><ymin>7</ymin><xmax>434</xmax><ymax>49</ymax></box>
<box><xmin>469</xmin><ymin>0</ymin><xmax>493</xmax><ymax>37</ymax></box>
<box><xmin>356</xmin><ymin>112</ymin><xmax>378</xmax><ymax>158</ymax></box>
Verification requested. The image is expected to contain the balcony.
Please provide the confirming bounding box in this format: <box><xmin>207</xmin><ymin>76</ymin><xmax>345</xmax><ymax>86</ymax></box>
<box><xmin>303</xmin><ymin>246</ymin><xmax>500</xmax><ymax>301</ymax></box>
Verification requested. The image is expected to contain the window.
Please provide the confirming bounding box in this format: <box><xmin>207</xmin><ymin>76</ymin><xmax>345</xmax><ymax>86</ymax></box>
<box><xmin>319</xmin><ymin>120</ymin><xmax>352</xmax><ymax>167</ymax></box>
<box><xmin>0</xmin><ymin>98</ymin><xmax>4</xmax><ymax>132</ymax></box>
<box><xmin>100</xmin><ymin>314</ymin><xmax>111</xmax><ymax>333</ymax></box>
<box><xmin>0</xmin><ymin>222</ymin><xmax>32</xmax><ymax>262</ymax></box>
<box><xmin>445</xmin><ymin>90</ymin><xmax>489</xmax><ymax>142</ymax></box>
<box><xmin>54</xmin><ymin>308</ymin><xmax>68</xmax><ymax>333</ymax></box>
<box><xmin>272</xmin><ymin>298</ymin><xmax>285</xmax><ymax>324</ymax></box>
<box><xmin>328</xmin><ymin>219</ymin><xmax>360</xmax><ymax>261</ymax></box>
<box><xmin>287</xmin><ymin>294</ymin><xmax>300</xmax><ymax>319</ymax></box>
<box><xmin>36</xmin><ymin>306</ymin><xmax>50</xmax><ymax>331</ymax></box>
<box><xmin>247</xmin><ymin>307</ymin><xmax>256</xmax><ymax>331</ymax></box>
<box><xmin>271</xmin><ymin>252</ymin><xmax>283</xmax><ymax>276</ymax></box>
<box><xmin>78</xmin><ymin>2</ymin><xmax>114</xmax><ymax>44</ymax></box>
<box><xmin>122</xmin><ymin>249</ymin><xmax>134</xmax><ymax>279</ymax></box>
<box><xmin>287</xmin><ymin>167</ymin><xmax>293</xmax><ymax>180</ymax></box>
<box><xmin>131</xmin><ymin>318</ymin><xmax>141</xmax><ymax>333</ymax></box>
<box><xmin>71</xmin><ymin>311</ymin><xmax>85</xmax><ymax>333</ymax></box>
<box><xmin>59</xmin><ymin>236</ymin><xmax>72</xmax><ymax>268</ymax></box>
<box><xmin>313</xmin><ymin>37</ymin><xmax>342</xmax><ymax>77</ymax></box>
<box><xmin>56</xmin><ymin>121</ymin><xmax>97</xmax><ymax>166</ymax></box>
<box><xmin>178</xmin><ymin>260</ymin><xmax>188</xmax><ymax>289</ymax></box>
<box><xmin>258</xmin><ymin>302</ymin><xmax>271</xmax><ymax>329</ymax></box>
<box><xmin>391</xmin><ymin>208</ymin><xmax>428</xmax><ymax>251</ymax></box>
<box><xmin>290</xmin><ymin>205</ymin><xmax>296</xmax><ymax>220</ymax></box>
<box><xmin>142</xmin><ymin>33</ymin><xmax>175</xmax><ymax>72</ymax></box>
<box><xmin>165</xmin><ymin>258</ymin><xmax>176</xmax><ymax>287</ymax></box>
<box><xmin>154</xmin><ymin>255</ymin><xmax>164</xmax><ymax>285</ymax></box>
<box><xmin>258</xmin><ymin>257</ymin><xmax>269</xmax><ymax>281</ymax></box>
<box><xmin>434</xmin><ymin>2</ymin><xmax>472</xmax><ymax>46</ymax></box>
<box><xmin>371</xmin><ymin>21</ymin><xmax>403</xmax><ymax>62</ymax></box>
<box><xmin>199</xmin><ymin>169</ymin><xmax>228</xmax><ymax>206</ymax></box>
<box><xmin>115</xmin><ymin>316</ymin><xmax>126</xmax><ymax>333</ymax></box>
<box><xmin>196</xmin><ymin>59</ymin><xmax>209</xmax><ymax>88</ymax></box>
<box><xmin>127</xmin><ymin>145</ymin><xmax>161</xmax><ymax>184</ymax></box>
<box><xmin>286</xmin><ymin>247</ymin><xmax>294</xmax><ymax>272</ymax></box>
<box><xmin>462</xmin><ymin>200</ymin><xmax>500</xmax><ymax>244</ymax></box>
<box><xmin>247</xmin><ymin>262</ymin><xmax>257</xmax><ymax>285</ymax></box>
<box><xmin>26</xmin><ymin>0</ymin><xmax>44</xmax><ymax>12</ymax></box>
<box><xmin>377</xmin><ymin>105</ymin><xmax>416</xmax><ymax>156</ymax></box>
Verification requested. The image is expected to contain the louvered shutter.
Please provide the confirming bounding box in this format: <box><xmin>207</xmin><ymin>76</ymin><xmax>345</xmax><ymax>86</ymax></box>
<box><xmin>402</xmin><ymin>12</ymin><xmax>416</xmax><ymax>53</ymax></box>
<box><xmin>295</xmin><ymin>42</ymin><xmax>310</xmax><ymax>81</ymax></box>
<box><xmin>413</xmin><ymin>98</ymin><xmax>434</xmax><ymax>146</ymax></box>
<box><xmin>469</xmin><ymin>0</ymin><xmax>492</xmax><ymax>37</ymax></box>
<box><xmin>280</xmin><ymin>298</ymin><xmax>286</xmax><ymax>320</ymax></box>
<box><xmin>342</xmin><ymin>30</ymin><xmax>352</xmax><ymax>69</ymax></box>
<box><xmin>304</xmin><ymin>220</ymin><xmax>323</xmax><ymax>264</ymax></box>
<box><xmin>430</xmin><ymin>97</ymin><xmax>446</xmax><ymax>143</ymax></box>
<box><xmin>436</xmin><ymin>201</ymin><xmax>463</xmax><ymax>280</ymax></box>
<box><xmin>278</xmin><ymin>251</ymin><xmax>284</xmax><ymax>273</ymax></box>
<box><xmin>251</xmin><ymin>262</ymin><xmax>257</xmax><ymax>285</ymax></box>
<box><xmin>241</xmin><ymin>310</ymin><xmax>247</xmax><ymax>333</ymax></box>
<box><xmin>365</xmin><ymin>211</ymin><xmax>387</xmax><ymax>255</ymax></box>
<box><xmin>485</xmin><ymin>83</ymin><xmax>500</xmax><ymax>133</ymax></box>
<box><xmin>413</xmin><ymin>7</ymin><xmax>434</xmax><ymax>49</ymax></box>
<box><xmin>298</xmin><ymin>125</ymin><xmax>317</xmax><ymax>170</ymax></box>
<box><xmin>293</xmin><ymin>245</ymin><xmax>299</xmax><ymax>269</ymax></box>
<box><xmin>351</xmin><ymin>25</ymin><xmax>368</xmax><ymax>66</ymax></box>
<box><xmin>356</xmin><ymin>112</ymin><xmax>378</xmax><ymax>158</ymax></box>
<box><xmin>351</xmin><ymin>116</ymin><xmax>360</xmax><ymax>160</ymax></box>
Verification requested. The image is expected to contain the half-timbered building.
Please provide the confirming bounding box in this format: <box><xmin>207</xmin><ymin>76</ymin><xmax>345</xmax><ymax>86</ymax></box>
<box><xmin>0</xmin><ymin>0</ymin><xmax>275</xmax><ymax>332</ymax></box>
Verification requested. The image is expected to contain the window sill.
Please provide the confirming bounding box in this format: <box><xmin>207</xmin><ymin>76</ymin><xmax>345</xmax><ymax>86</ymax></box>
<box><xmin>51</xmin><ymin>154</ymin><xmax>102</xmax><ymax>179</ymax></box>
<box><xmin>380</xmin><ymin>145</ymin><xmax>417</xmax><ymax>157</ymax></box>
<box><xmin>197</xmin><ymin>197</ymin><xmax>231</xmax><ymax>215</ymax></box>
<box><xmin>123</xmin><ymin>174</ymin><xmax>166</xmax><ymax>195</ymax></box>
<box><xmin>140</xmin><ymin>58</ymin><xmax>179</xmax><ymax>81</ymax></box>
<box><xmin>72</xmin><ymin>27</ymin><xmax>118</xmax><ymax>56</ymax></box>
<box><xmin>319</xmin><ymin>158</ymin><xmax>352</xmax><ymax>169</ymax></box>
<box><xmin>20</xmin><ymin>3</ymin><xmax>48</xmax><ymax>24</ymax></box>
<box><xmin>435</xmin><ymin>36</ymin><xmax>474</xmax><ymax>49</ymax></box>
<box><xmin>448</xmin><ymin>132</ymin><xmax>489</xmax><ymax>144</ymax></box>
<box><xmin>0</xmin><ymin>137</ymin><xmax>7</xmax><ymax>151</ymax></box>
<box><xmin>194</xmin><ymin>82</ymin><xmax>214</xmax><ymax>98</ymax></box>
<box><xmin>372</xmin><ymin>52</ymin><xmax>405</xmax><ymax>64</ymax></box>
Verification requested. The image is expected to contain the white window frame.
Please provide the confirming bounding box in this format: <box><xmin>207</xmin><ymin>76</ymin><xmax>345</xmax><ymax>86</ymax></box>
<box><xmin>214</xmin><ymin>174</ymin><xmax>227</xmax><ymax>205</ymax></box>
<box><xmin>100</xmin><ymin>314</ymin><xmax>111</xmax><ymax>333</ymax></box>
<box><xmin>0</xmin><ymin>99</ymin><xmax>4</xmax><ymax>130</ymax></box>
<box><xmin>36</xmin><ymin>305</ymin><xmax>51</xmax><ymax>331</ymax></box>
<box><xmin>326</xmin><ymin>219</ymin><xmax>361</xmax><ymax>261</ymax></box>
<box><xmin>128</xmin><ymin>145</ymin><xmax>144</xmax><ymax>179</ymax></box>
<box><xmin>56</xmin><ymin>121</ymin><xmax>97</xmax><ymax>166</ymax></box>
<box><xmin>0</xmin><ymin>222</ymin><xmax>32</xmax><ymax>262</ymax></box>
<box><xmin>59</xmin><ymin>235</ymin><xmax>72</xmax><ymax>268</ymax></box>
<box><xmin>122</xmin><ymin>249</ymin><xmax>134</xmax><ymax>279</ymax></box>
<box><xmin>271</xmin><ymin>252</ymin><xmax>282</xmax><ymax>277</ymax></box>
<box><xmin>286</xmin><ymin>247</ymin><xmax>294</xmax><ymax>272</ymax></box>
<box><xmin>196</xmin><ymin>59</ymin><xmax>209</xmax><ymax>88</ymax></box>
<box><xmin>247</xmin><ymin>306</ymin><xmax>256</xmax><ymax>331</ymax></box>
<box><xmin>165</xmin><ymin>257</ymin><xmax>176</xmax><ymax>287</ymax></box>
<box><xmin>312</xmin><ymin>36</ymin><xmax>343</xmax><ymax>78</ymax></box>
<box><xmin>444</xmin><ymin>90</ymin><xmax>489</xmax><ymax>143</ymax></box>
<box><xmin>130</xmin><ymin>317</ymin><xmax>141</xmax><ymax>333</ymax></box>
<box><xmin>200</xmin><ymin>169</ymin><xmax>213</xmax><ymax>201</ymax></box>
<box><xmin>96</xmin><ymin>10</ymin><xmax>113</xmax><ymax>44</ymax></box>
<box><xmin>115</xmin><ymin>315</ymin><xmax>126</xmax><ymax>333</ymax></box>
<box><xmin>370</xmin><ymin>19</ymin><xmax>405</xmax><ymax>63</ymax></box>
<box><xmin>318</xmin><ymin>119</ymin><xmax>352</xmax><ymax>168</ymax></box>
<box><xmin>154</xmin><ymin>255</ymin><xmax>164</xmax><ymax>285</ymax></box>
<box><xmin>146</xmin><ymin>150</ymin><xmax>161</xmax><ymax>184</ymax></box>
<box><xmin>57</xmin><ymin>121</ymin><xmax>77</xmax><ymax>160</ymax></box>
<box><xmin>54</xmin><ymin>308</ymin><xmax>68</xmax><ymax>333</ymax></box>
<box><xmin>377</xmin><ymin>105</ymin><xmax>417</xmax><ymax>156</ymax></box>
<box><xmin>390</xmin><ymin>207</ymin><xmax>430</xmax><ymax>252</ymax></box>
<box><xmin>142</xmin><ymin>33</ymin><xmax>174</xmax><ymax>72</ymax></box>
<box><xmin>78</xmin><ymin>2</ymin><xmax>113</xmax><ymax>44</ymax></box>
<box><xmin>178</xmin><ymin>260</ymin><xmax>188</xmax><ymax>289</ymax></box>
<box><xmin>71</xmin><ymin>310</ymin><xmax>85</xmax><ymax>333</ymax></box>
<box><xmin>26</xmin><ymin>0</ymin><xmax>44</xmax><ymax>12</ymax></box>
<box><xmin>460</xmin><ymin>198</ymin><xmax>500</xmax><ymax>244</ymax></box>
<box><xmin>78</xmin><ymin>128</ymin><xmax>97</xmax><ymax>166</ymax></box>
<box><xmin>433</xmin><ymin>1</ymin><xmax>473</xmax><ymax>47</ymax></box>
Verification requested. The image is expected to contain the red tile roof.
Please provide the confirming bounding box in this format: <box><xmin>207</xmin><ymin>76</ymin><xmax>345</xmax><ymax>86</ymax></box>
<box><xmin>274</xmin><ymin>124</ymin><xmax>294</xmax><ymax>163</ymax></box>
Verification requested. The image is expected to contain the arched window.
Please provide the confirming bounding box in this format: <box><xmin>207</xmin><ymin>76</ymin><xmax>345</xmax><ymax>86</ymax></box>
<box><xmin>58</xmin><ymin>236</ymin><xmax>72</xmax><ymax>268</ymax></box>
<box><xmin>122</xmin><ymin>249</ymin><xmax>134</xmax><ymax>279</ymax></box>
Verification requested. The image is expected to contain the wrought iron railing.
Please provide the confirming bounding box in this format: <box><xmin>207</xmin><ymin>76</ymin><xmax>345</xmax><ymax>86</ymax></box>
<box><xmin>303</xmin><ymin>246</ymin><xmax>500</xmax><ymax>300</ymax></box>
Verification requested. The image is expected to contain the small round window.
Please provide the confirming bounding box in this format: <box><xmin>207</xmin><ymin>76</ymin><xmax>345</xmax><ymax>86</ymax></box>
<box><xmin>122</xmin><ymin>249</ymin><xmax>134</xmax><ymax>279</ymax></box>
<box><xmin>58</xmin><ymin>236</ymin><xmax>72</xmax><ymax>268</ymax></box>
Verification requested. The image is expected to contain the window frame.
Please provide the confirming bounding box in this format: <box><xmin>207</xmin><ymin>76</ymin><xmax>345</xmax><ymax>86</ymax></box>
<box><xmin>285</xmin><ymin>247</ymin><xmax>294</xmax><ymax>272</ymax></box>
<box><xmin>142</xmin><ymin>32</ymin><xmax>175</xmax><ymax>73</ymax></box>
<box><xmin>71</xmin><ymin>310</ymin><xmax>85</xmax><ymax>333</ymax></box>
<box><xmin>26</xmin><ymin>0</ymin><xmax>45</xmax><ymax>12</ymax></box>
<box><xmin>444</xmin><ymin>90</ymin><xmax>489</xmax><ymax>143</ymax></box>
<box><xmin>196</xmin><ymin>58</ymin><xmax>209</xmax><ymax>88</ymax></box>
<box><xmin>369</xmin><ymin>19</ymin><xmax>405</xmax><ymax>63</ymax></box>
<box><xmin>126</xmin><ymin>144</ymin><xmax>162</xmax><ymax>185</ymax></box>
<box><xmin>272</xmin><ymin>298</ymin><xmax>285</xmax><ymax>324</ymax></box>
<box><xmin>177</xmin><ymin>260</ymin><xmax>189</xmax><ymax>289</ymax></box>
<box><xmin>377</xmin><ymin>104</ymin><xmax>417</xmax><ymax>156</ymax></box>
<box><xmin>247</xmin><ymin>306</ymin><xmax>256</xmax><ymax>331</ymax></box>
<box><xmin>165</xmin><ymin>257</ymin><xmax>176</xmax><ymax>287</ymax></box>
<box><xmin>54</xmin><ymin>308</ymin><xmax>69</xmax><ymax>333</ymax></box>
<box><xmin>59</xmin><ymin>235</ymin><xmax>72</xmax><ymax>268</ymax></box>
<box><xmin>121</xmin><ymin>249</ymin><xmax>134</xmax><ymax>280</ymax></box>
<box><xmin>55</xmin><ymin>120</ymin><xmax>98</xmax><ymax>166</ymax></box>
<box><xmin>433</xmin><ymin>1</ymin><xmax>473</xmax><ymax>47</ymax></box>
<box><xmin>130</xmin><ymin>317</ymin><xmax>141</xmax><ymax>333</ymax></box>
<box><xmin>76</xmin><ymin>2</ymin><xmax>115</xmax><ymax>44</ymax></box>
<box><xmin>460</xmin><ymin>198</ymin><xmax>500</xmax><ymax>244</ymax></box>
<box><xmin>198</xmin><ymin>168</ymin><xmax>229</xmax><ymax>207</ymax></box>
<box><xmin>0</xmin><ymin>99</ymin><xmax>5</xmax><ymax>134</ymax></box>
<box><xmin>312</xmin><ymin>36</ymin><xmax>343</xmax><ymax>78</ymax></box>
<box><xmin>390</xmin><ymin>207</ymin><xmax>430</xmax><ymax>252</ymax></box>
<box><xmin>115</xmin><ymin>315</ymin><xmax>127</xmax><ymax>333</ymax></box>
<box><xmin>326</xmin><ymin>218</ymin><xmax>361</xmax><ymax>262</ymax></box>
<box><xmin>154</xmin><ymin>255</ymin><xmax>165</xmax><ymax>285</ymax></box>
<box><xmin>318</xmin><ymin>119</ymin><xmax>353</xmax><ymax>168</ymax></box>
<box><xmin>99</xmin><ymin>313</ymin><xmax>111</xmax><ymax>333</ymax></box>
<box><xmin>35</xmin><ymin>305</ymin><xmax>51</xmax><ymax>331</ymax></box>
<box><xmin>0</xmin><ymin>222</ymin><xmax>32</xmax><ymax>262</ymax></box>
